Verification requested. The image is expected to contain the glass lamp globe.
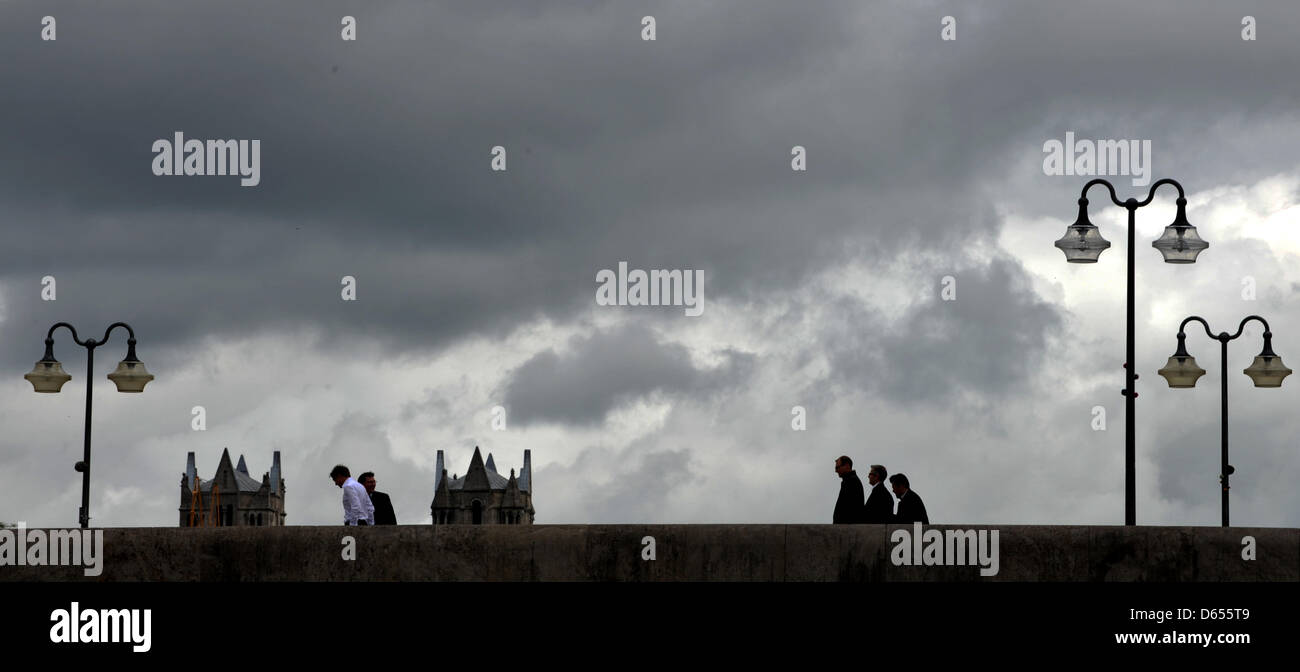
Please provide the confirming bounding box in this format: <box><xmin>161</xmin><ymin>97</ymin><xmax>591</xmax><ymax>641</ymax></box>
<box><xmin>107</xmin><ymin>358</ymin><xmax>153</xmax><ymax>392</ymax></box>
<box><xmin>1157</xmin><ymin>353</ymin><xmax>1206</xmax><ymax>388</ymax></box>
<box><xmin>1152</xmin><ymin>199</ymin><xmax>1209</xmax><ymax>264</ymax></box>
<box><xmin>1243</xmin><ymin>353</ymin><xmax>1291</xmax><ymax>388</ymax></box>
<box><xmin>107</xmin><ymin>339</ymin><xmax>154</xmax><ymax>392</ymax></box>
<box><xmin>25</xmin><ymin>358</ymin><xmax>72</xmax><ymax>393</ymax></box>
<box><xmin>1054</xmin><ymin>199</ymin><xmax>1111</xmax><ymax>263</ymax></box>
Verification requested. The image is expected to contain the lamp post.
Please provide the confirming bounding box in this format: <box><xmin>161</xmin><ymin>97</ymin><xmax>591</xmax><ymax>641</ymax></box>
<box><xmin>1156</xmin><ymin>315</ymin><xmax>1290</xmax><ymax>526</ymax></box>
<box><xmin>23</xmin><ymin>322</ymin><xmax>154</xmax><ymax>529</ymax></box>
<box><xmin>1054</xmin><ymin>178</ymin><xmax>1209</xmax><ymax>525</ymax></box>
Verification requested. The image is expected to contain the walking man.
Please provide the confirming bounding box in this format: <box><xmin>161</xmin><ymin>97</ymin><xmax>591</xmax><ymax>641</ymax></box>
<box><xmin>832</xmin><ymin>456</ymin><xmax>866</xmax><ymax>524</ymax></box>
<box><xmin>863</xmin><ymin>464</ymin><xmax>895</xmax><ymax>523</ymax></box>
<box><xmin>330</xmin><ymin>464</ymin><xmax>374</xmax><ymax>526</ymax></box>
<box><xmin>360</xmin><ymin>471</ymin><xmax>397</xmax><ymax>525</ymax></box>
<box><xmin>889</xmin><ymin>473</ymin><xmax>929</xmax><ymax>524</ymax></box>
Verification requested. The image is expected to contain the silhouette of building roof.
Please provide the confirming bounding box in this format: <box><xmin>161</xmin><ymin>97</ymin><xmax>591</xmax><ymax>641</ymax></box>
<box><xmin>434</xmin><ymin>446</ymin><xmax>529</xmax><ymax>492</ymax></box>
<box><xmin>193</xmin><ymin>447</ymin><xmax>269</xmax><ymax>493</ymax></box>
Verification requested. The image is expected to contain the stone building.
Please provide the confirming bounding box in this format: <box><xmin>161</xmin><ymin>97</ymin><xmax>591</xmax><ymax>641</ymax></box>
<box><xmin>179</xmin><ymin>447</ymin><xmax>285</xmax><ymax>527</ymax></box>
<box><xmin>431</xmin><ymin>446</ymin><xmax>533</xmax><ymax>525</ymax></box>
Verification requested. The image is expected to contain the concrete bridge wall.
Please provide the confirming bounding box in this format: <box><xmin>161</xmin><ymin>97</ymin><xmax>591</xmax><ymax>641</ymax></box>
<box><xmin>1</xmin><ymin>524</ymin><xmax>1295</xmax><ymax>581</ymax></box>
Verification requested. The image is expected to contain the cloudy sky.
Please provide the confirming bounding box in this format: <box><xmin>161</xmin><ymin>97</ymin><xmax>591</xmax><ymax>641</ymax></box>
<box><xmin>2</xmin><ymin>1</ymin><xmax>1299</xmax><ymax>528</ymax></box>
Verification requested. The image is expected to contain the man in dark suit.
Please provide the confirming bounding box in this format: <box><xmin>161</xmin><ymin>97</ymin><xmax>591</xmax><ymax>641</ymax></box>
<box><xmin>889</xmin><ymin>473</ymin><xmax>929</xmax><ymax>524</ymax></box>
<box><xmin>863</xmin><ymin>464</ymin><xmax>895</xmax><ymax>523</ymax></box>
<box><xmin>360</xmin><ymin>471</ymin><xmax>398</xmax><ymax>525</ymax></box>
<box><xmin>832</xmin><ymin>456</ymin><xmax>866</xmax><ymax>524</ymax></box>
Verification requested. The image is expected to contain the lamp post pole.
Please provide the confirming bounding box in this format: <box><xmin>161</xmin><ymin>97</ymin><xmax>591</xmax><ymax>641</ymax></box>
<box><xmin>1158</xmin><ymin>315</ymin><xmax>1290</xmax><ymax>527</ymax></box>
<box><xmin>1220</xmin><ymin>333</ymin><xmax>1228</xmax><ymax>526</ymax></box>
<box><xmin>1055</xmin><ymin>177</ymin><xmax>1208</xmax><ymax>526</ymax></box>
<box><xmin>1124</xmin><ymin>197</ymin><xmax>1136</xmax><ymax>526</ymax></box>
<box><xmin>24</xmin><ymin>322</ymin><xmax>154</xmax><ymax>529</ymax></box>
<box><xmin>78</xmin><ymin>337</ymin><xmax>95</xmax><ymax>530</ymax></box>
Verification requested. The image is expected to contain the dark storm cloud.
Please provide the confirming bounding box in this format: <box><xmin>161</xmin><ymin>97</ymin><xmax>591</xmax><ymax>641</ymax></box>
<box><xmin>6</xmin><ymin>1</ymin><xmax>1297</xmax><ymax>374</ymax></box>
<box><xmin>502</xmin><ymin>324</ymin><xmax>754</xmax><ymax>426</ymax></box>
<box><xmin>0</xmin><ymin>0</ymin><xmax>869</xmax><ymax>368</ymax></box>
<box><xmin>828</xmin><ymin>254</ymin><xmax>1064</xmax><ymax>406</ymax></box>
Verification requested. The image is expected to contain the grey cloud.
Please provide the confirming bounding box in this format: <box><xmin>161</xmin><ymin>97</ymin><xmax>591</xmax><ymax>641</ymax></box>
<box><xmin>533</xmin><ymin>444</ymin><xmax>699</xmax><ymax>523</ymax></box>
<box><xmin>8</xmin><ymin>1</ymin><xmax>1298</xmax><ymax>368</ymax></box>
<box><xmin>502</xmin><ymin>325</ymin><xmax>754</xmax><ymax>426</ymax></box>
<box><xmin>828</xmin><ymin>255</ymin><xmax>1064</xmax><ymax>408</ymax></box>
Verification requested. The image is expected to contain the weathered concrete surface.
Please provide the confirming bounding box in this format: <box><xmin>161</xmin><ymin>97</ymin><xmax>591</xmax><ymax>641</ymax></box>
<box><xmin>1</xmin><ymin>524</ymin><xmax>1295</xmax><ymax>581</ymax></box>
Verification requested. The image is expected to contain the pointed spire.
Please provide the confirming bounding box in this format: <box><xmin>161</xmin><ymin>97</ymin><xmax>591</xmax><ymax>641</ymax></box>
<box><xmin>463</xmin><ymin>446</ymin><xmax>491</xmax><ymax>490</ymax></box>
<box><xmin>503</xmin><ymin>468</ymin><xmax>521</xmax><ymax>508</ymax></box>
<box><xmin>185</xmin><ymin>452</ymin><xmax>196</xmax><ymax>490</ymax></box>
<box><xmin>431</xmin><ymin>468</ymin><xmax>453</xmax><ymax>510</ymax></box>
<box><xmin>519</xmin><ymin>449</ymin><xmax>532</xmax><ymax>492</ymax></box>
<box><xmin>216</xmin><ymin>448</ymin><xmax>236</xmax><ymax>489</ymax></box>
<box><xmin>434</xmin><ymin>450</ymin><xmax>445</xmax><ymax>492</ymax></box>
<box><xmin>485</xmin><ymin>453</ymin><xmax>497</xmax><ymax>473</ymax></box>
<box><xmin>236</xmin><ymin>454</ymin><xmax>249</xmax><ymax>475</ymax></box>
<box><xmin>270</xmin><ymin>451</ymin><xmax>282</xmax><ymax>496</ymax></box>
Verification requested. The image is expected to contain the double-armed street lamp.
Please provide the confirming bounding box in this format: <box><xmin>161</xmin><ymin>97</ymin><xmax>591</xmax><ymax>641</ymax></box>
<box><xmin>23</xmin><ymin>322</ymin><xmax>154</xmax><ymax>529</ymax></box>
<box><xmin>1054</xmin><ymin>178</ymin><xmax>1209</xmax><ymax>525</ymax></box>
<box><xmin>1157</xmin><ymin>315</ymin><xmax>1291</xmax><ymax>526</ymax></box>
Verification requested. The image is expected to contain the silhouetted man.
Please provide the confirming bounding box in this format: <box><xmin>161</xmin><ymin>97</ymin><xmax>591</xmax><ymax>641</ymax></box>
<box><xmin>889</xmin><ymin>473</ymin><xmax>929</xmax><ymax>524</ymax></box>
<box><xmin>330</xmin><ymin>464</ymin><xmax>374</xmax><ymax>526</ymax></box>
<box><xmin>832</xmin><ymin>456</ymin><xmax>866</xmax><ymax>524</ymax></box>
<box><xmin>360</xmin><ymin>471</ymin><xmax>397</xmax><ymax>525</ymax></box>
<box><xmin>863</xmin><ymin>464</ymin><xmax>895</xmax><ymax>523</ymax></box>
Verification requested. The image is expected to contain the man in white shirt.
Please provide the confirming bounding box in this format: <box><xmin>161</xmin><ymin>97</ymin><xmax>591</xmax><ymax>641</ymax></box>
<box><xmin>330</xmin><ymin>464</ymin><xmax>375</xmax><ymax>526</ymax></box>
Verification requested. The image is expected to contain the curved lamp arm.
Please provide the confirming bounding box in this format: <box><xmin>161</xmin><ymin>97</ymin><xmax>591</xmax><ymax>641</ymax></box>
<box><xmin>43</xmin><ymin>321</ymin><xmax>138</xmax><ymax>350</ymax></box>
<box><xmin>1228</xmin><ymin>315</ymin><xmax>1270</xmax><ymax>341</ymax></box>
<box><xmin>45</xmin><ymin>322</ymin><xmax>83</xmax><ymax>347</ymax></box>
<box><xmin>1135</xmin><ymin>178</ymin><xmax>1186</xmax><ymax>207</ymax></box>
<box><xmin>1178</xmin><ymin>315</ymin><xmax>1216</xmax><ymax>341</ymax></box>
<box><xmin>1080</xmin><ymin>178</ymin><xmax>1124</xmax><ymax>208</ymax></box>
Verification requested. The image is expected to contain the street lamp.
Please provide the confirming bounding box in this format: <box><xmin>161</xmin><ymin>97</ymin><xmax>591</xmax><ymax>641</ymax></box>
<box><xmin>1157</xmin><ymin>315</ymin><xmax>1290</xmax><ymax>526</ymax></box>
<box><xmin>23</xmin><ymin>322</ymin><xmax>154</xmax><ymax>528</ymax></box>
<box><xmin>1054</xmin><ymin>178</ymin><xmax>1209</xmax><ymax>525</ymax></box>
